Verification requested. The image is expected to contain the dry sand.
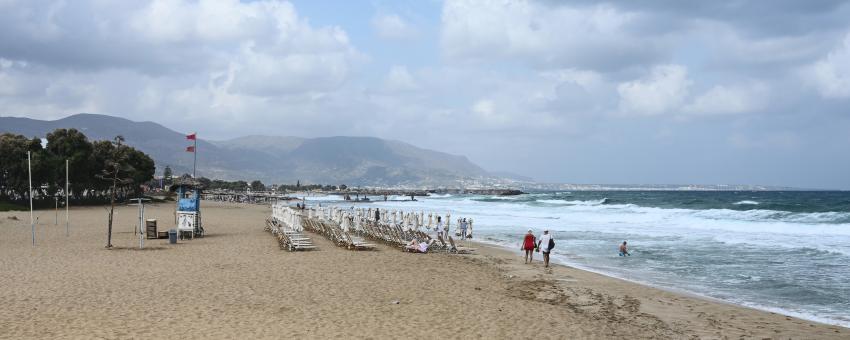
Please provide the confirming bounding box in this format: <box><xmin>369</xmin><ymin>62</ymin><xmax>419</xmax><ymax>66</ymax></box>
<box><xmin>0</xmin><ymin>201</ymin><xmax>846</xmax><ymax>339</ymax></box>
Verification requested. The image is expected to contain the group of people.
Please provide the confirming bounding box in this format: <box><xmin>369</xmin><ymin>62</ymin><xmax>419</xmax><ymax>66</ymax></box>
<box><xmin>521</xmin><ymin>230</ymin><xmax>631</xmax><ymax>268</ymax></box>
<box><xmin>435</xmin><ymin>217</ymin><xmax>470</xmax><ymax>239</ymax></box>
<box><xmin>521</xmin><ymin>230</ymin><xmax>555</xmax><ymax>267</ymax></box>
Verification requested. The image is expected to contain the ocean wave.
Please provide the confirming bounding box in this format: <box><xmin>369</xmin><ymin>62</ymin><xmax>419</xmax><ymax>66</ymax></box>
<box><xmin>690</xmin><ymin>208</ymin><xmax>850</xmax><ymax>225</ymax></box>
<box><xmin>733</xmin><ymin>200</ymin><xmax>760</xmax><ymax>205</ymax></box>
<box><xmin>537</xmin><ymin>198</ymin><xmax>610</xmax><ymax>206</ymax></box>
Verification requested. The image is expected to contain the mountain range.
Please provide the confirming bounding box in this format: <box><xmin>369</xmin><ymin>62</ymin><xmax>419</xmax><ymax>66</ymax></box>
<box><xmin>0</xmin><ymin>114</ymin><xmax>508</xmax><ymax>186</ymax></box>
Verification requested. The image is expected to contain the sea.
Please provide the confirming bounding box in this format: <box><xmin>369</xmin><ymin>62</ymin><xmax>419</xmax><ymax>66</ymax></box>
<box><xmin>304</xmin><ymin>191</ymin><xmax>850</xmax><ymax>327</ymax></box>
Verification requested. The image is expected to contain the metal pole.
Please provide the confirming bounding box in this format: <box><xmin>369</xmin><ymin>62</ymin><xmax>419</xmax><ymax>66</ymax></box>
<box><xmin>66</xmin><ymin>159</ymin><xmax>69</xmax><ymax>237</ymax></box>
<box><xmin>192</xmin><ymin>134</ymin><xmax>197</xmax><ymax>178</ymax></box>
<box><xmin>138</xmin><ymin>198</ymin><xmax>144</xmax><ymax>249</ymax></box>
<box><xmin>28</xmin><ymin>151</ymin><xmax>34</xmax><ymax>246</ymax></box>
<box><xmin>54</xmin><ymin>196</ymin><xmax>58</xmax><ymax>225</ymax></box>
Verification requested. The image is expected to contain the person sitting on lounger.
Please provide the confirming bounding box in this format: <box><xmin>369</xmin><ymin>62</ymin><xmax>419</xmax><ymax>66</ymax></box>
<box><xmin>406</xmin><ymin>239</ymin><xmax>420</xmax><ymax>252</ymax></box>
<box><xmin>406</xmin><ymin>238</ymin><xmax>433</xmax><ymax>253</ymax></box>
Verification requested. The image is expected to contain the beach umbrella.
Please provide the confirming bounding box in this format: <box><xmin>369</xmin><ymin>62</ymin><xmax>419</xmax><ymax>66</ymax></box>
<box><xmin>341</xmin><ymin>212</ymin><xmax>350</xmax><ymax>232</ymax></box>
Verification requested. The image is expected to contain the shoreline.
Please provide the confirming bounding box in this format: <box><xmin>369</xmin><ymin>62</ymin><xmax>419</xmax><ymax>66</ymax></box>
<box><xmin>463</xmin><ymin>238</ymin><xmax>847</xmax><ymax>337</ymax></box>
<box><xmin>472</xmin><ymin>238</ymin><xmax>850</xmax><ymax>329</ymax></box>
<box><xmin>0</xmin><ymin>201</ymin><xmax>846</xmax><ymax>339</ymax></box>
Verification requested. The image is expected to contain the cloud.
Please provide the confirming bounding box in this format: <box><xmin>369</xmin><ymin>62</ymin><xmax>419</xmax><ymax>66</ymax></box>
<box><xmin>802</xmin><ymin>33</ymin><xmax>850</xmax><ymax>98</ymax></box>
<box><xmin>685</xmin><ymin>82</ymin><xmax>769</xmax><ymax>115</ymax></box>
<box><xmin>440</xmin><ymin>0</ymin><xmax>664</xmax><ymax>71</ymax></box>
<box><xmin>617</xmin><ymin>65</ymin><xmax>691</xmax><ymax>115</ymax></box>
<box><xmin>0</xmin><ymin>0</ymin><xmax>360</xmax><ymax>96</ymax></box>
<box><xmin>383</xmin><ymin>65</ymin><xmax>418</xmax><ymax>91</ymax></box>
<box><xmin>3</xmin><ymin>0</ymin><xmax>850</xmax><ymax>188</ymax></box>
<box><xmin>372</xmin><ymin>13</ymin><xmax>418</xmax><ymax>40</ymax></box>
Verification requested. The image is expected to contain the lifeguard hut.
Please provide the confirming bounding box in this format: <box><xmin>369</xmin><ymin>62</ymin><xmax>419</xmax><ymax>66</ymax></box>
<box><xmin>170</xmin><ymin>177</ymin><xmax>205</xmax><ymax>238</ymax></box>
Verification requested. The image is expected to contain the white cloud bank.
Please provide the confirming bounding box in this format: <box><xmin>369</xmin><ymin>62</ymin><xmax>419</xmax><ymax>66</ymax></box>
<box><xmin>804</xmin><ymin>34</ymin><xmax>850</xmax><ymax>99</ymax></box>
<box><xmin>617</xmin><ymin>65</ymin><xmax>691</xmax><ymax>116</ymax></box>
<box><xmin>372</xmin><ymin>13</ymin><xmax>418</xmax><ymax>40</ymax></box>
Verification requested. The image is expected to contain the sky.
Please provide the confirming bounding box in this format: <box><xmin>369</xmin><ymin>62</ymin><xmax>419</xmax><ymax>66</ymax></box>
<box><xmin>1</xmin><ymin>0</ymin><xmax>850</xmax><ymax>189</ymax></box>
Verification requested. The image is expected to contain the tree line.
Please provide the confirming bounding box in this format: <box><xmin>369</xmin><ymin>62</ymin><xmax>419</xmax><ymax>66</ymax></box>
<box><xmin>0</xmin><ymin>129</ymin><xmax>155</xmax><ymax>207</ymax></box>
<box><xmin>167</xmin><ymin>177</ymin><xmax>339</xmax><ymax>192</ymax></box>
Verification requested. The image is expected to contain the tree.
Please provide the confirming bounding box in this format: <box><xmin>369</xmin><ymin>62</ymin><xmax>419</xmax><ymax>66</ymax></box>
<box><xmin>0</xmin><ymin>134</ymin><xmax>43</xmax><ymax>201</ymax></box>
<box><xmin>338</xmin><ymin>184</ymin><xmax>348</xmax><ymax>190</ymax></box>
<box><xmin>45</xmin><ymin>129</ymin><xmax>93</xmax><ymax>199</ymax></box>
<box><xmin>163</xmin><ymin>165</ymin><xmax>173</xmax><ymax>186</ymax></box>
<box><xmin>96</xmin><ymin>136</ymin><xmax>134</xmax><ymax>249</ymax></box>
<box><xmin>125</xmin><ymin>148</ymin><xmax>155</xmax><ymax>196</ymax></box>
<box><xmin>2</xmin><ymin>129</ymin><xmax>156</xmax><ymax>212</ymax></box>
<box><xmin>196</xmin><ymin>176</ymin><xmax>211</xmax><ymax>188</ymax></box>
<box><xmin>234</xmin><ymin>180</ymin><xmax>248</xmax><ymax>191</ymax></box>
<box><xmin>250</xmin><ymin>180</ymin><xmax>265</xmax><ymax>191</ymax></box>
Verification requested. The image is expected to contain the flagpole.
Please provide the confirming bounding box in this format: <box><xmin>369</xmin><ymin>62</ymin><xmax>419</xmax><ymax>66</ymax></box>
<box><xmin>192</xmin><ymin>133</ymin><xmax>197</xmax><ymax>178</ymax></box>
<box><xmin>28</xmin><ymin>151</ymin><xmax>34</xmax><ymax>246</ymax></box>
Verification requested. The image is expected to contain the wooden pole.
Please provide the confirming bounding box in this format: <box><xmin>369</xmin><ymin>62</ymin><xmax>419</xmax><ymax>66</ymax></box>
<box><xmin>28</xmin><ymin>151</ymin><xmax>34</xmax><ymax>246</ymax></box>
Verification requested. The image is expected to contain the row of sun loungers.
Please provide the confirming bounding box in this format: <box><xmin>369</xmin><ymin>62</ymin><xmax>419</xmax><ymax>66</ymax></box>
<box><xmin>267</xmin><ymin>203</ymin><xmax>474</xmax><ymax>254</ymax></box>
<box><xmin>356</xmin><ymin>220</ymin><xmax>475</xmax><ymax>254</ymax></box>
<box><xmin>265</xmin><ymin>217</ymin><xmax>316</xmax><ymax>252</ymax></box>
<box><xmin>302</xmin><ymin>218</ymin><xmax>377</xmax><ymax>251</ymax></box>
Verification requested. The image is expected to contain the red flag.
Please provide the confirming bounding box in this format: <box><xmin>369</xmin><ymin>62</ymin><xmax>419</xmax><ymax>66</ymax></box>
<box><xmin>186</xmin><ymin>133</ymin><xmax>196</xmax><ymax>140</ymax></box>
<box><xmin>186</xmin><ymin>146</ymin><xmax>195</xmax><ymax>152</ymax></box>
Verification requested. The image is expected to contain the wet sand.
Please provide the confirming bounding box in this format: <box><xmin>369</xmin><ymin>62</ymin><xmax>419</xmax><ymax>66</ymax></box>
<box><xmin>0</xmin><ymin>201</ymin><xmax>845</xmax><ymax>339</ymax></box>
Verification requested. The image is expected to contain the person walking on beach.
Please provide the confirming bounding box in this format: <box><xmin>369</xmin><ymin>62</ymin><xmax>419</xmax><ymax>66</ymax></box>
<box><xmin>375</xmin><ymin>208</ymin><xmax>381</xmax><ymax>222</ymax></box>
<box><xmin>521</xmin><ymin>230</ymin><xmax>536</xmax><ymax>263</ymax></box>
<box><xmin>619</xmin><ymin>241</ymin><xmax>630</xmax><ymax>256</ymax></box>
<box><xmin>537</xmin><ymin>230</ymin><xmax>553</xmax><ymax>268</ymax></box>
<box><xmin>435</xmin><ymin>216</ymin><xmax>443</xmax><ymax>237</ymax></box>
<box><xmin>460</xmin><ymin>218</ymin><xmax>468</xmax><ymax>239</ymax></box>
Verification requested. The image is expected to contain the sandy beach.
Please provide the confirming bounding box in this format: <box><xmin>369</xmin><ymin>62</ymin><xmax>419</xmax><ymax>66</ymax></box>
<box><xmin>0</xmin><ymin>201</ymin><xmax>846</xmax><ymax>339</ymax></box>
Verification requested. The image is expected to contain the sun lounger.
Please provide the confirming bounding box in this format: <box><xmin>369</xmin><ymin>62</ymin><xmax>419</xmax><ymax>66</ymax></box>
<box><xmin>448</xmin><ymin>236</ymin><xmax>475</xmax><ymax>254</ymax></box>
<box><xmin>344</xmin><ymin>232</ymin><xmax>376</xmax><ymax>250</ymax></box>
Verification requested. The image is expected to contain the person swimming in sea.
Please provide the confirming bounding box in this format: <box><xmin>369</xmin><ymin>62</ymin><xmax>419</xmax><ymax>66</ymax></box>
<box><xmin>619</xmin><ymin>241</ymin><xmax>630</xmax><ymax>256</ymax></box>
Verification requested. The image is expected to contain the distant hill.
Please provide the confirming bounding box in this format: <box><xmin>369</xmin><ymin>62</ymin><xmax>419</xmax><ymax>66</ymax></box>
<box><xmin>0</xmin><ymin>114</ymin><xmax>499</xmax><ymax>186</ymax></box>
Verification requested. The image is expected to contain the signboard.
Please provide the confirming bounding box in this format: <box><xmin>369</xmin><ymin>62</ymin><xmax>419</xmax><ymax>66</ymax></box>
<box><xmin>177</xmin><ymin>212</ymin><xmax>197</xmax><ymax>232</ymax></box>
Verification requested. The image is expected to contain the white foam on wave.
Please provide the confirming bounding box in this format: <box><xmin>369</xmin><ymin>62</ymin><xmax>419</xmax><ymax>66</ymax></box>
<box><xmin>537</xmin><ymin>198</ymin><xmax>608</xmax><ymax>205</ymax></box>
<box><xmin>487</xmin><ymin>195</ymin><xmax>518</xmax><ymax>200</ymax></box>
<box><xmin>733</xmin><ymin>200</ymin><xmax>759</xmax><ymax>205</ymax></box>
